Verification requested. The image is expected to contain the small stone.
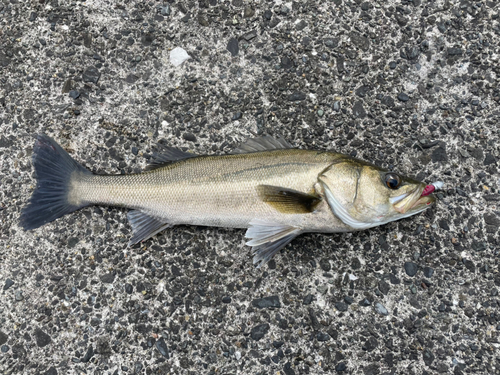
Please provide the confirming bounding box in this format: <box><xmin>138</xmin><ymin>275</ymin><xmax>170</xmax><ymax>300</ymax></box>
<box><xmin>232</xmin><ymin>112</ymin><xmax>242</xmax><ymax>121</ymax></box>
<box><xmin>69</xmin><ymin>90</ymin><xmax>80</xmax><ymax>99</ymax></box>
<box><xmin>317</xmin><ymin>109</ymin><xmax>324</xmax><ymax>117</ymax></box>
<box><xmin>4</xmin><ymin>279</ymin><xmax>14</xmax><ymax>290</ymax></box>
<box><xmin>378</xmin><ymin>280</ymin><xmax>390</xmax><ymax>295</ymax></box>
<box><xmin>82</xmin><ymin>346</ymin><xmax>94</xmax><ymax>363</ymax></box>
<box><xmin>303</xmin><ymin>294</ymin><xmax>313</xmax><ymax>305</ymax></box>
<box><xmin>431</xmin><ymin>146</ymin><xmax>448</xmax><ymax>162</ymax></box>
<box><xmin>352</xmin><ymin>100</ymin><xmax>366</xmax><ymax>118</ymax></box>
<box><xmin>360</xmin><ymin>298</ymin><xmax>371</xmax><ymax>306</ymax></box>
<box><xmin>14</xmin><ymin>291</ymin><xmax>23</xmax><ymax>301</ymax></box>
<box><xmin>1</xmin><ymin>345</ymin><xmax>9</xmax><ymax>353</ymax></box>
<box><xmin>324</xmin><ymin>38</ymin><xmax>339</xmax><ymax>48</ymax></box>
<box><xmin>82</xmin><ymin>66</ymin><xmax>101</xmax><ymax>84</ymax></box>
<box><xmin>43</xmin><ymin>367</ymin><xmax>58</xmax><ymax>375</ymax></box>
<box><xmin>335</xmin><ymin>302</ymin><xmax>348</xmax><ymax>312</ymax></box>
<box><xmin>374</xmin><ymin>302</ymin><xmax>389</xmax><ymax>316</ymax></box>
<box><xmin>100</xmin><ymin>273</ymin><xmax>115</xmax><ymax>283</ymax></box>
<box><xmin>222</xmin><ymin>296</ymin><xmax>231</xmax><ymax>303</ymax></box>
<box><xmin>335</xmin><ymin>363</ymin><xmax>347</xmax><ymax>372</ymax></box>
<box><xmin>344</xmin><ymin>296</ymin><xmax>354</xmax><ymax>304</ymax></box>
<box><xmin>250</xmin><ymin>323</ymin><xmax>269</xmax><ymax>340</ymax></box>
<box><xmin>316</xmin><ymin>332</ymin><xmax>330</xmax><ymax>341</ymax></box>
<box><xmin>273</xmin><ymin>341</ymin><xmax>284</xmax><ymax>348</ymax></box>
<box><xmin>0</xmin><ymin>331</ymin><xmax>8</xmax><ymax>346</ymax></box>
<box><xmin>244</xmin><ymin>7</ymin><xmax>255</xmax><ymax>18</ymax></box>
<box><xmin>34</xmin><ymin>328</ymin><xmax>51</xmax><ymax>347</ymax></box>
<box><xmin>182</xmin><ymin>132</ymin><xmax>197</xmax><ymax>142</ymax></box>
<box><xmin>227</xmin><ymin>38</ymin><xmax>239</xmax><ymax>56</ymax></box>
<box><xmin>288</xmin><ymin>92</ymin><xmax>306</xmax><ymax>101</ymax></box>
<box><xmin>252</xmin><ymin>296</ymin><xmax>281</xmax><ymax>309</ymax></box>
<box><xmin>389</xmin><ymin>61</ymin><xmax>397</xmax><ymax>69</ymax></box>
<box><xmin>124</xmin><ymin>283</ymin><xmax>133</xmax><ymax>294</ymax></box>
<box><xmin>160</xmin><ymin>5</ymin><xmax>171</xmax><ymax>16</ymax></box>
<box><xmin>423</xmin><ymin>267</ymin><xmax>434</xmax><ymax>278</ymax></box>
<box><xmin>404</xmin><ymin>262</ymin><xmax>418</xmax><ymax>276</ymax></box>
<box><xmin>363</xmin><ymin>337</ymin><xmax>378</xmax><ymax>351</ymax></box>
<box><xmin>235</xmin><ymin>351</ymin><xmax>241</xmax><ymax>360</ymax></box>
<box><xmin>484</xmin><ymin>153</ymin><xmax>496</xmax><ymax>165</ymax></box>
<box><xmin>397</xmin><ymin>93</ymin><xmax>410</xmax><ymax>102</ymax></box>
<box><xmin>155</xmin><ymin>338</ymin><xmax>169</xmax><ymax>358</ymax></box>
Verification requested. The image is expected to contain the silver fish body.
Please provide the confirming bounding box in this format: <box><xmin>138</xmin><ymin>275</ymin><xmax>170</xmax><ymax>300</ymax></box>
<box><xmin>21</xmin><ymin>135</ymin><xmax>438</xmax><ymax>266</ymax></box>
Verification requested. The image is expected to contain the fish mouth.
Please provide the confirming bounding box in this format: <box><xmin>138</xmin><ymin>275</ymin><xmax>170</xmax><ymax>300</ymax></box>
<box><xmin>393</xmin><ymin>185</ymin><xmax>436</xmax><ymax>214</ymax></box>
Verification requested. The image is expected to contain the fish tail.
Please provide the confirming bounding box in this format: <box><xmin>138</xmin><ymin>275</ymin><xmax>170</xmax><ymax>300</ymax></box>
<box><xmin>20</xmin><ymin>134</ymin><xmax>92</xmax><ymax>230</ymax></box>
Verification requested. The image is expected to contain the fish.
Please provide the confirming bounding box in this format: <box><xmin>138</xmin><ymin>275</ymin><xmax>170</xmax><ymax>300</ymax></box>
<box><xmin>20</xmin><ymin>134</ymin><xmax>442</xmax><ymax>266</ymax></box>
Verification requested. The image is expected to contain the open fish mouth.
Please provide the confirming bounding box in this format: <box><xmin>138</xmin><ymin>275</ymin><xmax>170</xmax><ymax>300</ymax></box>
<box><xmin>392</xmin><ymin>183</ymin><xmax>441</xmax><ymax>214</ymax></box>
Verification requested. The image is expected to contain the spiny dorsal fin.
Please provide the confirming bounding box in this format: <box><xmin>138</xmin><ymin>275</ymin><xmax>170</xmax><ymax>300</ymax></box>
<box><xmin>231</xmin><ymin>136</ymin><xmax>292</xmax><ymax>154</ymax></box>
<box><xmin>127</xmin><ymin>210</ymin><xmax>173</xmax><ymax>245</ymax></box>
<box><xmin>145</xmin><ymin>146</ymin><xmax>196</xmax><ymax>171</ymax></box>
<box><xmin>245</xmin><ymin>219</ymin><xmax>301</xmax><ymax>268</ymax></box>
<box><xmin>257</xmin><ymin>185</ymin><xmax>321</xmax><ymax>214</ymax></box>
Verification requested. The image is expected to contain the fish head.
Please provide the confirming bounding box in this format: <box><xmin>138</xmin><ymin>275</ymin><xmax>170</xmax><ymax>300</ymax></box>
<box><xmin>319</xmin><ymin>160</ymin><xmax>436</xmax><ymax>230</ymax></box>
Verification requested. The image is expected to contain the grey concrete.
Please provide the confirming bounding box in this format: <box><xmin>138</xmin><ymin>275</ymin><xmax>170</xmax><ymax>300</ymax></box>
<box><xmin>1</xmin><ymin>0</ymin><xmax>499</xmax><ymax>374</ymax></box>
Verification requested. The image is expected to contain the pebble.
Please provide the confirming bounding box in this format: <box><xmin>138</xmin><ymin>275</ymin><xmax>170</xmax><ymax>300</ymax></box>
<box><xmin>397</xmin><ymin>93</ymin><xmax>410</xmax><ymax>102</ymax></box>
<box><xmin>423</xmin><ymin>267</ymin><xmax>434</xmax><ymax>278</ymax></box>
<box><xmin>227</xmin><ymin>38</ymin><xmax>239</xmax><ymax>56</ymax></box>
<box><xmin>69</xmin><ymin>90</ymin><xmax>80</xmax><ymax>99</ymax></box>
<box><xmin>34</xmin><ymin>328</ymin><xmax>51</xmax><ymax>347</ymax></box>
<box><xmin>360</xmin><ymin>298</ymin><xmax>371</xmax><ymax>306</ymax></box>
<box><xmin>288</xmin><ymin>92</ymin><xmax>306</xmax><ymax>101</ymax></box>
<box><xmin>234</xmin><ymin>351</ymin><xmax>241</xmax><ymax>360</ymax></box>
<box><xmin>303</xmin><ymin>294</ymin><xmax>313</xmax><ymax>305</ymax></box>
<box><xmin>100</xmin><ymin>273</ymin><xmax>115</xmax><ymax>283</ymax></box>
<box><xmin>160</xmin><ymin>5</ymin><xmax>171</xmax><ymax>16</ymax></box>
<box><xmin>404</xmin><ymin>262</ymin><xmax>418</xmax><ymax>276</ymax></box>
<box><xmin>222</xmin><ymin>296</ymin><xmax>231</xmax><ymax>303</ymax></box>
<box><xmin>316</xmin><ymin>332</ymin><xmax>330</xmax><ymax>341</ymax></box>
<box><xmin>82</xmin><ymin>66</ymin><xmax>101</xmax><ymax>84</ymax></box>
<box><xmin>182</xmin><ymin>132</ymin><xmax>197</xmax><ymax>142</ymax></box>
<box><xmin>335</xmin><ymin>302</ymin><xmax>348</xmax><ymax>312</ymax></box>
<box><xmin>250</xmin><ymin>323</ymin><xmax>270</xmax><ymax>341</ymax></box>
<box><xmin>252</xmin><ymin>296</ymin><xmax>281</xmax><ymax>309</ymax></box>
<box><xmin>1</xmin><ymin>345</ymin><xmax>9</xmax><ymax>353</ymax></box>
<box><xmin>3</xmin><ymin>278</ymin><xmax>14</xmax><ymax>290</ymax></box>
<box><xmin>317</xmin><ymin>109</ymin><xmax>324</xmax><ymax>117</ymax></box>
<box><xmin>374</xmin><ymin>302</ymin><xmax>389</xmax><ymax>316</ymax></box>
<box><xmin>335</xmin><ymin>363</ymin><xmax>346</xmax><ymax>372</ymax></box>
<box><xmin>14</xmin><ymin>291</ymin><xmax>23</xmax><ymax>301</ymax></box>
<box><xmin>155</xmin><ymin>338</ymin><xmax>169</xmax><ymax>358</ymax></box>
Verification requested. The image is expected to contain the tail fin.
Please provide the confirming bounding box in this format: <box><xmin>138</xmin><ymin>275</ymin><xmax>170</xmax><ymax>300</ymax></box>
<box><xmin>20</xmin><ymin>134</ymin><xmax>92</xmax><ymax>230</ymax></box>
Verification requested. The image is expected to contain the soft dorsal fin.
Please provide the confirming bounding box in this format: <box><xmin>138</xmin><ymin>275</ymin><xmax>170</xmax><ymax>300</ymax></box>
<box><xmin>245</xmin><ymin>219</ymin><xmax>301</xmax><ymax>268</ymax></box>
<box><xmin>231</xmin><ymin>136</ymin><xmax>292</xmax><ymax>154</ymax></box>
<box><xmin>257</xmin><ymin>185</ymin><xmax>321</xmax><ymax>214</ymax></box>
<box><xmin>145</xmin><ymin>146</ymin><xmax>196</xmax><ymax>171</ymax></box>
<box><xmin>127</xmin><ymin>210</ymin><xmax>173</xmax><ymax>245</ymax></box>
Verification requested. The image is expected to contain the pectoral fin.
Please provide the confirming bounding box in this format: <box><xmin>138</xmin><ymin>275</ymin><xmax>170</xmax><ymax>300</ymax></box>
<box><xmin>257</xmin><ymin>185</ymin><xmax>321</xmax><ymax>214</ymax></box>
<box><xmin>245</xmin><ymin>219</ymin><xmax>301</xmax><ymax>267</ymax></box>
<box><xmin>127</xmin><ymin>210</ymin><xmax>173</xmax><ymax>246</ymax></box>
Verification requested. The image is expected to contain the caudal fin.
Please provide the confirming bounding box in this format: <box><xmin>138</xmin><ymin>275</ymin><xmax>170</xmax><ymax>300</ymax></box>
<box><xmin>20</xmin><ymin>134</ymin><xmax>92</xmax><ymax>230</ymax></box>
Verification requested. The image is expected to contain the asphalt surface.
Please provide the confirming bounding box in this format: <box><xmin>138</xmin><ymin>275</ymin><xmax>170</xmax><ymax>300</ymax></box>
<box><xmin>1</xmin><ymin>0</ymin><xmax>499</xmax><ymax>374</ymax></box>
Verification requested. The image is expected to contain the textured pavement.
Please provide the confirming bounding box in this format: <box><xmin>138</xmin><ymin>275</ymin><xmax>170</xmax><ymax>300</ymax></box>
<box><xmin>1</xmin><ymin>0</ymin><xmax>499</xmax><ymax>374</ymax></box>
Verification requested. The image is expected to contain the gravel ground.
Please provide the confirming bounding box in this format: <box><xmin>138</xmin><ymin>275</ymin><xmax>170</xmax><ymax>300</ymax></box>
<box><xmin>1</xmin><ymin>0</ymin><xmax>499</xmax><ymax>374</ymax></box>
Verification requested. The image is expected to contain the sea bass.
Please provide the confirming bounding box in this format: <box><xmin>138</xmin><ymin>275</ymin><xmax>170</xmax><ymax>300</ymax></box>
<box><xmin>20</xmin><ymin>135</ymin><xmax>442</xmax><ymax>266</ymax></box>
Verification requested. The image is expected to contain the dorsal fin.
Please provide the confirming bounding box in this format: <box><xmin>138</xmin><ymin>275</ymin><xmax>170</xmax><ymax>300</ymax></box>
<box><xmin>231</xmin><ymin>136</ymin><xmax>292</xmax><ymax>154</ymax></box>
<box><xmin>145</xmin><ymin>146</ymin><xmax>196</xmax><ymax>171</ymax></box>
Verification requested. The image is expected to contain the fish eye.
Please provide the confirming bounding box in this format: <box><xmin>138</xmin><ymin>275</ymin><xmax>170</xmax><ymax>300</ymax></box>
<box><xmin>384</xmin><ymin>173</ymin><xmax>401</xmax><ymax>189</ymax></box>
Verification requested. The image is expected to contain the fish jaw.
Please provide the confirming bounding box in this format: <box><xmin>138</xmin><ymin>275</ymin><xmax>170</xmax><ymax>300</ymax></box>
<box><xmin>393</xmin><ymin>185</ymin><xmax>436</xmax><ymax>214</ymax></box>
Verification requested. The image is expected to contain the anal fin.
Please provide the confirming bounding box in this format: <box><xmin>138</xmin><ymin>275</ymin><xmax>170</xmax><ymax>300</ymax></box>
<box><xmin>127</xmin><ymin>210</ymin><xmax>172</xmax><ymax>246</ymax></box>
<box><xmin>245</xmin><ymin>219</ymin><xmax>301</xmax><ymax>268</ymax></box>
